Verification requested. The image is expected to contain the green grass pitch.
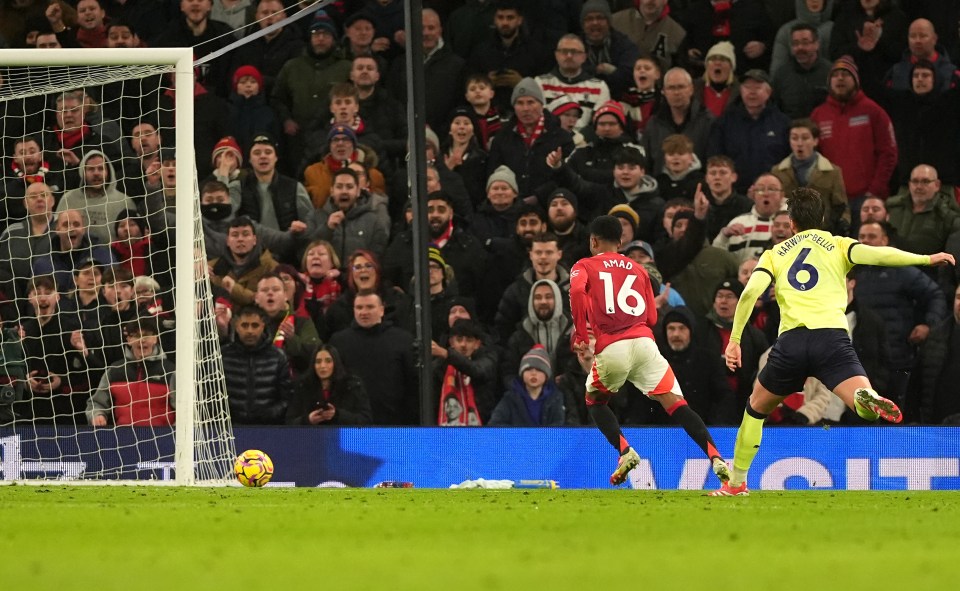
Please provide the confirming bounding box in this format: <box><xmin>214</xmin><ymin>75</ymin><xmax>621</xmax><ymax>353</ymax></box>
<box><xmin>2</xmin><ymin>487</ymin><xmax>958</xmax><ymax>591</ymax></box>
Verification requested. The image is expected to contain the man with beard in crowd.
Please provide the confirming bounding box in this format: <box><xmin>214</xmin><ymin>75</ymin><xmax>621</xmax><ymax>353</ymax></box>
<box><xmin>382</xmin><ymin>191</ymin><xmax>486</xmax><ymax>299</ymax></box>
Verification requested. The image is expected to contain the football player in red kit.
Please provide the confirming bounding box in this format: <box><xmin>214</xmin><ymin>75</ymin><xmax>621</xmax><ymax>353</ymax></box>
<box><xmin>570</xmin><ymin>215</ymin><xmax>730</xmax><ymax>486</ymax></box>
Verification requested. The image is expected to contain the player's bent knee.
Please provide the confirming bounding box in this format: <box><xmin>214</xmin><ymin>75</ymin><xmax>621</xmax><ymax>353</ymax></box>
<box><xmin>586</xmin><ymin>392</ymin><xmax>611</xmax><ymax>406</ymax></box>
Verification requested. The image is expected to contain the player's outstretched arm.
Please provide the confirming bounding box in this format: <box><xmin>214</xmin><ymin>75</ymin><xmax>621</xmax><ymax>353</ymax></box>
<box><xmin>850</xmin><ymin>244</ymin><xmax>955</xmax><ymax>268</ymax></box>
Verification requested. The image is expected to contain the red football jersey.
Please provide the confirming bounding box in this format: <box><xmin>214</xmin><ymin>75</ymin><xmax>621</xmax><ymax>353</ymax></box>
<box><xmin>570</xmin><ymin>252</ymin><xmax>657</xmax><ymax>355</ymax></box>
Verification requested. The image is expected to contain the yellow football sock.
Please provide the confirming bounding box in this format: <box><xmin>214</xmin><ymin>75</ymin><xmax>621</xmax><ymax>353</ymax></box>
<box><xmin>730</xmin><ymin>408</ymin><xmax>766</xmax><ymax>486</ymax></box>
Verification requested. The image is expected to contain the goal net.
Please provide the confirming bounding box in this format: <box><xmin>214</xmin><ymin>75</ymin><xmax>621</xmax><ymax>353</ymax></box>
<box><xmin>0</xmin><ymin>49</ymin><xmax>235</xmax><ymax>485</ymax></box>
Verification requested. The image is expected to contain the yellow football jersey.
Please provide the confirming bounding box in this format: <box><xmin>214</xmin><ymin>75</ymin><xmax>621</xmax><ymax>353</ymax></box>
<box><xmin>756</xmin><ymin>229</ymin><xmax>858</xmax><ymax>334</ymax></box>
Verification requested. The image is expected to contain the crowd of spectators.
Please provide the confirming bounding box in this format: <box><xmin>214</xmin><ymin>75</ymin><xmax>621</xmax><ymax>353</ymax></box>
<box><xmin>1</xmin><ymin>0</ymin><xmax>959</xmax><ymax>429</ymax></box>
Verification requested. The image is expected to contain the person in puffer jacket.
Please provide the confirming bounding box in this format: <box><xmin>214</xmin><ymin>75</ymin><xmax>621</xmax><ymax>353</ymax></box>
<box><xmin>86</xmin><ymin>316</ymin><xmax>174</xmax><ymax>427</ymax></box>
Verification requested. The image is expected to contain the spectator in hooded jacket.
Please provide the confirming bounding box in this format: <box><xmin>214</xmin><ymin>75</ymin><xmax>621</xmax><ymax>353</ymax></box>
<box><xmin>56</xmin><ymin>150</ymin><xmax>135</xmax><ymax>244</ymax></box>
<box><xmin>500</xmin><ymin>278</ymin><xmax>574</xmax><ymax>388</ymax></box>
<box><xmin>656</xmin><ymin>306</ymin><xmax>736</xmax><ymax>424</ymax></box>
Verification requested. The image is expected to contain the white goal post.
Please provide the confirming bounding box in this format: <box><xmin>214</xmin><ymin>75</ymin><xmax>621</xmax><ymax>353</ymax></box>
<box><xmin>0</xmin><ymin>48</ymin><xmax>235</xmax><ymax>485</ymax></box>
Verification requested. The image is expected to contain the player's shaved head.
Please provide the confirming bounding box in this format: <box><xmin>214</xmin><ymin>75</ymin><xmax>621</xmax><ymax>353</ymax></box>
<box><xmin>787</xmin><ymin>187</ymin><xmax>826</xmax><ymax>232</ymax></box>
<box><xmin>589</xmin><ymin>215</ymin><xmax>623</xmax><ymax>245</ymax></box>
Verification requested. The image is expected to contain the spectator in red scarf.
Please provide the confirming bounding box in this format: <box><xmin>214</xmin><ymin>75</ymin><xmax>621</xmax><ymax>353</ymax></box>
<box><xmin>431</xmin><ymin>319</ymin><xmax>498</xmax><ymax>425</ymax></box>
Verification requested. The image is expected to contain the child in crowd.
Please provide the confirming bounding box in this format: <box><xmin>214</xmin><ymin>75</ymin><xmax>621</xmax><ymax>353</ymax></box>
<box><xmin>111</xmin><ymin>210</ymin><xmax>151</xmax><ymax>278</ymax></box>
<box><xmin>547</xmin><ymin>95</ymin><xmax>586</xmax><ymax>148</ymax></box>
<box><xmin>464</xmin><ymin>74</ymin><xmax>502</xmax><ymax>150</ymax></box>
<box><xmin>228</xmin><ymin>65</ymin><xmax>279</xmax><ymax>154</ymax></box>
<box><xmin>489</xmin><ymin>345</ymin><xmax>564</xmax><ymax>426</ymax></box>
<box><xmin>657</xmin><ymin>134</ymin><xmax>704</xmax><ymax>201</ymax></box>
<box><xmin>86</xmin><ymin>316</ymin><xmax>175</xmax><ymax>427</ymax></box>
<box><xmin>618</xmin><ymin>54</ymin><xmax>663</xmax><ymax>141</ymax></box>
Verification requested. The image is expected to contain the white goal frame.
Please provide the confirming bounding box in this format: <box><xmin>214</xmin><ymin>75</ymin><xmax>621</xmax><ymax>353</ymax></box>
<box><xmin>1</xmin><ymin>48</ymin><xmax>214</xmax><ymax>485</ymax></box>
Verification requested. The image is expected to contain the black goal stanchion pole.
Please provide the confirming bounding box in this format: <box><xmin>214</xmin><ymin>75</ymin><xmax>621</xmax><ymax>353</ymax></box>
<box><xmin>404</xmin><ymin>0</ymin><xmax>433</xmax><ymax>425</ymax></box>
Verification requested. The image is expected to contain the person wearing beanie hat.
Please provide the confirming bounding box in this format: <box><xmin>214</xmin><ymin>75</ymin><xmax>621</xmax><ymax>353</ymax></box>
<box><xmin>488</xmin><ymin>343</ymin><xmax>564</xmax><ymax>426</ymax></box>
<box><xmin>536</xmin><ymin>35</ymin><xmax>610</xmax><ymax>131</ymax></box>
<box><xmin>211</xmin><ymin>136</ymin><xmax>244</xmax><ymax>172</ymax></box>
<box><xmin>829</xmin><ymin>55</ymin><xmax>860</xmax><ymax>90</ymax></box>
<box><xmin>309</xmin><ymin>9</ymin><xmax>339</xmax><ymax>41</ymax></box>
<box><xmin>703</xmin><ymin>275</ymin><xmax>768</xmax><ymax>425</ymax></box>
<box><xmin>510</xmin><ymin>77</ymin><xmax>545</xmax><ymax>106</ymax></box>
<box><xmin>566</xmin><ymin>98</ymin><xmax>643</xmax><ymax>188</ymax></box>
<box><xmin>233</xmin><ymin>65</ymin><xmax>264</xmax><ymax>96</ymax></box>
<box><xmin>548</xmin><ymin>95</ymin><xmax>583</xmax><ymax>121</ymax></box>
<box><xmin>546</xmin><ymin>95</ymin><xmax>585</xmax><ymax>143</ymax></box>
<box><xmin>228</xmin><ymin>62</ymin><xmax>280</xmax><ymax>169</ymax></box>
<box><xmin>486</xmin><ymin>165</ymin><xmax>519</xmax><ymax>195</ymax></box>
<box><xmin>810</xmin><ymin>54</ymin><xmax>898</xmax><ymax>205</ymax></box>
<box><xmin>592</xmin><ymin>100</ymin><xmax>627</xmax><ymax>129</ymax></box>
<box><xmin>699</xmin><ymin>41</ymin><xmax>738</xmax><ymax>117</ymax></box>
<box><xmin>713</xmin><ymin>278</ymin><xmax>744</xmax><ymax>301</ymax></box>
<box><xmin>427</xmin><ymin>246</ymin><xmax>447</xmax><ymax>270</ymax></box>
<box><xmin>580</xmin><ymin>0</ymin><xmax>637</xmax><ymax>97</ymax></box>
<box><xmin>657</xmin><ymin>305</ymin><xmax>736</xmax><ymax>426</ymax></box>
<box><xmin>705</xmin><ymin>41</ymin><xmax>737</xmax><ymax>74</ymax></box>
<box><xmin>568</xmin><ymin>214</ymin><xmax>729</xmax><ymax>485</ymax></box>
<box><xmin>662</xmin><ymin>306</ymin><xmax>694</xmax><ymax>343</ymax></box>
<box><xmin>607</xmin><ymin>204</ymin><xmax>640</xmax><ymax>242</ymax></box>
<box><xmin>269</xmin><ymin>3</ymin><xmax>351</xmax><ymax>167</ymax></box>
<box><xmin>519</xmin><ymin>344</ymin><xmax>552</xmax><ymax>380</ymax></box>
<box><xmin>489</xmin><ymin>72</ymin><xmax>575</xmax><ymax>201</ymax></box>
<box><xmin>545</xmin><ymin>188</ymin><xmax>589</xmax><ymax>267</ymax></box>
<box><xmin>327</xmin><ymin>124</ymin><xmax>358</xmax><ymax>146</ymax></box>
<box><xmin>424</xmin><ymin>126</ymin><xmax>441</xmax><ymax>158</ymax></box>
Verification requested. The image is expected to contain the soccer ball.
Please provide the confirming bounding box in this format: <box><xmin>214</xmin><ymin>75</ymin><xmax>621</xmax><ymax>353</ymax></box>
<box><xmin>234</xmin><ymin>449</ymin><xmax>274</xmax><ymax>487</ymax></box>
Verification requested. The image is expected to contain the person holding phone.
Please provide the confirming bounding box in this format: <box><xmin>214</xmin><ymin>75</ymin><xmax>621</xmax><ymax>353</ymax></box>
<box><xmin>286</xmin><ymin>344</ymin><xmax>372</xmax><ymax>425</ymax></box>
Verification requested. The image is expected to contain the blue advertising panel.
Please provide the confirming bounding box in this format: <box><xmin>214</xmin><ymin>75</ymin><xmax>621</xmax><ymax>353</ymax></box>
<box><xmin>2</xmin><ymin>427</ymin><xmax>959</xmax><ymax>490</ymax></box>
